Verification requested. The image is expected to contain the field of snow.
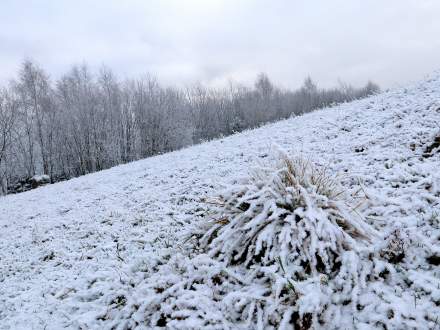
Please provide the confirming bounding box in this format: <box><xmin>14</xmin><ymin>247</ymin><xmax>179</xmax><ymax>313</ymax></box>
<box><xmin>1</xmin><ymin>75</ymin><xmax>440</xmax><ymax>329</ymax></box>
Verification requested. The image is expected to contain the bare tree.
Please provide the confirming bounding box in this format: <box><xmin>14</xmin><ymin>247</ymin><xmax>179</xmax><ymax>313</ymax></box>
<box><xmin>14</xmin><ymin>60</ymin><xmax>56</xmax><ymax>177</ymax></box>
<box><xmin>0</xmin><ymin>60</ymin><xmax>380</xmax><ymax>195</ymax></box>
<box><xmin>0</xmin><ymin>88</ymin><xmax>18</xmax><ymax>194</ymax></box>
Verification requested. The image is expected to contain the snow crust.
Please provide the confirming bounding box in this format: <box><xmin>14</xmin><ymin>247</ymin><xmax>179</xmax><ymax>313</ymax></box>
<box><xmin>1</xmin><ymin>75</ymin><xmax>440</xmax><ymax>329</ymax></box>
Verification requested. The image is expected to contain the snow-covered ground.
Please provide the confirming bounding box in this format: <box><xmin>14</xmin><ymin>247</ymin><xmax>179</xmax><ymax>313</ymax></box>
<box><xmin>1</xmin><ymin>75</ymin><xmax>440</xmax><ymax>329</ymax></box>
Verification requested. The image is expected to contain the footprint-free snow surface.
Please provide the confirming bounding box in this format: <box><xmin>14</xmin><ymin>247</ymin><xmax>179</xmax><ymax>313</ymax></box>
<box><xmin>1</xmin><ymin>75</ymin><xmax>440</xmax><ymax>329</ymax></box>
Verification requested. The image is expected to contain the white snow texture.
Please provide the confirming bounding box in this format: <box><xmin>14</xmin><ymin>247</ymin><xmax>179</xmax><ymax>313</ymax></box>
<box><xmin>1</xmin><ymin>74</ymin><xmax>440</xmax><ymax>329</ymax></box>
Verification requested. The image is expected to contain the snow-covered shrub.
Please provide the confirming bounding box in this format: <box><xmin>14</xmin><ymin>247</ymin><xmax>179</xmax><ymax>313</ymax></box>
<box><xmin>198</xmin><ymin>153</ymin><xmax>375</xmax><ymax>273</ymax></box>
<box><xmin>190</xmin><ymin>152</ymin><xmax>377</xmax><ymax>327</ymax></box>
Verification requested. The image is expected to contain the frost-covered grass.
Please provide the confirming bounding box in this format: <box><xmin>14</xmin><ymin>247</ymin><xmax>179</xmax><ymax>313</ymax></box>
<box><xmin>159</xmin><ymin>152</ymin><xmax>378</xmax><ymax>328</ymax></box>
<box><xmin>1</xmin><ymin>74</ymin><xmax>440</xmax><ymax>329</ymax></box>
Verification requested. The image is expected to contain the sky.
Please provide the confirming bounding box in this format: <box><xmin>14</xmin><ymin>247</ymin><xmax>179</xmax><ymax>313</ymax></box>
<box><xmin>0</xmin><ymin>0</ymin><xmax>439</xmax><ymax>89</ymax></box>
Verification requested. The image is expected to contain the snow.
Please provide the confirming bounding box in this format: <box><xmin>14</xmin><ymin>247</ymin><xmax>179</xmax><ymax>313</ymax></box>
<box><xmin>1</xmin><ymin>74</ymin><xmax>440</xmax><ymax>329</ymax></box>
<box><xmin>31</xmin><ymin>175</ymin><xmax>50</xmax><ymax>184</ymax></box>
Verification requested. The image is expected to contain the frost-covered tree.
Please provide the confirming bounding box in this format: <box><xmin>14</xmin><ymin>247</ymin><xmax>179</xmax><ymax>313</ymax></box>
<box><xmin>15</xmin><ymin>60</ymin><xmax>56</xmax><ymax>177</ymax></box>
<box><xmin>0</xmin><ymin>60</ymin><xmax>379</xmax><ymax>194</ymax></box>
<box><xmin>0</xmin><ymin>88</ymin><xmax>18</xmax><ymax>194</ymax></box>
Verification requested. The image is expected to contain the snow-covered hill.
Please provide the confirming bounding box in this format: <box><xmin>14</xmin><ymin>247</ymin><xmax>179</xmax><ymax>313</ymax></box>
<box><xmin>1</xmin><ymin>75</ymin><xmax>439</xmax><ymax>329</ymax></box>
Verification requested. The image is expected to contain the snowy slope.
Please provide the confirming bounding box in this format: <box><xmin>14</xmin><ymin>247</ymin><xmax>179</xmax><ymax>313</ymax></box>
<box><xmin>1</xmin><ymin>75</ymin><xmax>440</xmax><ymax>329</ymax></box>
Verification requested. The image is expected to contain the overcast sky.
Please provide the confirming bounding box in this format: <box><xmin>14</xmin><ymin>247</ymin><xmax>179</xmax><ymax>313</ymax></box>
<box><xmin>1</xmin><ymin>0</ymin><xmax>439</xmax><ymax>89</ymax></box>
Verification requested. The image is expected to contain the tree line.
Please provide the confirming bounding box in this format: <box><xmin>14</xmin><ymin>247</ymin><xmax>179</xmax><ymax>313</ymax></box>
<box><xmin>0</xmin><ymin>60</ymin><xmax>379</xmax><ymax>195</ymax></box>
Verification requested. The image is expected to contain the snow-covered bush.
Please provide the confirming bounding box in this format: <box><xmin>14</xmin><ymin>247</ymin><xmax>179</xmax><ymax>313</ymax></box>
<box><xmin>198</xmin><ymin>153</ymin><xmax>375</xmax><ymax>272</ymax></box>
<box><xmin>192</xmin><ymin>152</ymin><xmax>377</xmax><ymax>327</ymax></box>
